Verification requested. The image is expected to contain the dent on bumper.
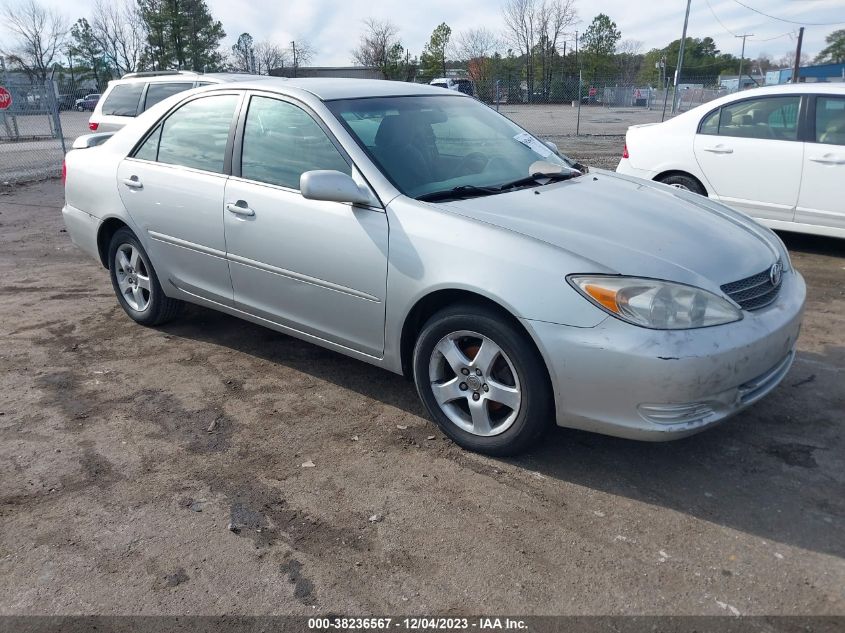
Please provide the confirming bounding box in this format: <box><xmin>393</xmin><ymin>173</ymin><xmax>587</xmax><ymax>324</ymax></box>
<box><xmin>523</xmin><ymin>270</ymin><xmax>806</xmax><ymax>441</ymax></box>
<box><xmin>615</xmin><ymin>160</ymin><xmax>655</xmax><ymax>180</ymax></box>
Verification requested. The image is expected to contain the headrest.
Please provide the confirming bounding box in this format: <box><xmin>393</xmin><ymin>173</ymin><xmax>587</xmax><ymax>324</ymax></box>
<box><xmin>375</xmin><ymin>115</ymin><xmax>414</xmax><ymax>148</ymax></box>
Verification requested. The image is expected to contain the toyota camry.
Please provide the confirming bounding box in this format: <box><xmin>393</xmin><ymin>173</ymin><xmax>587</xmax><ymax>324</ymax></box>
<box><xmin>62</xmin><ymin>79</ymin><xmax>805</xmax><ymax>455</ymax></box>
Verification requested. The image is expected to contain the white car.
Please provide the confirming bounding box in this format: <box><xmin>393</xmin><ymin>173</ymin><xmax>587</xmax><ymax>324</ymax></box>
<box><xmin>88</xmin><ymin>71</ymin><xmax>264</xmax><ymax>133</ymax></box>
<box><xmin>430</xmin><ymin>77</ymin><xmax>474</xmax><ymax>96</ymax></box>
<box><xmin>617</xmin><ymin>84</ymin><xmax>845</xmax><ymax>239</ymax></box>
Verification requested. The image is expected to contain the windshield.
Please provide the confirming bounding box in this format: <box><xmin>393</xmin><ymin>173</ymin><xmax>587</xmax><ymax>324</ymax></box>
<box><xmin>326</xmin><ymin>95</ymin><xmax>578</xmax><ymax>199</ymax></box>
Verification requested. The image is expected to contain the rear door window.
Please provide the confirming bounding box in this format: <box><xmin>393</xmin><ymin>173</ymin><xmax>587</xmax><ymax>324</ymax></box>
<box><xmin>101</xmin><ymin>83</ymin><xmax>145</xmax><ymax>117</ymax></box>
<box><xmin>144</xmin><ymin>82</ymin><xmax>194</xmax><ymax>111</ymax></box>
<box><xmin>134</xmin><ymin>94</ymin><xmax>239</xmax><ymax>173</ymax></box>
<box><xmin>815</xmin><ymin>96</ymin><xmax>845</xmax><ymax>145</ymax></box>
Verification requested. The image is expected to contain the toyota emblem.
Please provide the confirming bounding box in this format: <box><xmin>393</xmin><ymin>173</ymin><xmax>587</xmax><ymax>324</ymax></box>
<box><xmin>769</xmin><ymin>261</ymin><xmax>783</xmax><ymax>287</ymax></box>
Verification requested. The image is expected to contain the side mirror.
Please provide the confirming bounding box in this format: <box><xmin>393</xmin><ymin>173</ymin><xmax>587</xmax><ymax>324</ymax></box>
<box><xmin>543</xmin><ymin>140</ymin><xmax>559</xmax><ymax>155</ymax></box>
<box><xmin>300</xmin><ymin>170</ymin><xmax>373</xmax><ymax>206</ymax></box>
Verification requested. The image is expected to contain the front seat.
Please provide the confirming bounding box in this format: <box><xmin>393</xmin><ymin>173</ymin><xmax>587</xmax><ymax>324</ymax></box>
<box><xmin>819</xmin><ymin>119</ymin><xmax>845</xmax><ymax>145</ymax></box>
<box><xmin>373</xmin><ymin>115</ymin><xmax>433</xmax><ymax>191</ymax></box>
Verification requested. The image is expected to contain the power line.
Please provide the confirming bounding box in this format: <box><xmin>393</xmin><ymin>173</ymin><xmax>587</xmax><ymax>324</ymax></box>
<box><xmin>706</xmin><ymin>0</ymin><xmax>797</xmax><ymax>45</ymax></box>
<box><xmin>705</xmin><ymin>0</ymin><xmax>738</xmax><ymax>37</ymax></box>
<box><xmin>752</xmin><ymin>31</ymin><xmax>797</xmax><ymax>42</ymax></box>
<box><xmin>730</xmin><ymin>0</ymin><xmax>845</xmax><ymax>26</ymax></box>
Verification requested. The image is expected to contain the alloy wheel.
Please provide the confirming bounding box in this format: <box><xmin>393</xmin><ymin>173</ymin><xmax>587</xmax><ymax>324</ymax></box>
<box><xmin>114</xmin><ymin>244</ymin><xmax>151</xmax><ymax>312</ymax></box>
<box><xmin>428</xmin><ymin>330</ymin><xmax>522</xmax><ymax>437</ymax></box>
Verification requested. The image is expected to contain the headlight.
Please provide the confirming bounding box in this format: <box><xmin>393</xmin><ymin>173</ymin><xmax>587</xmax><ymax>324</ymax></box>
<box><xmin>568</xmin><ymin>275</ymin><xmax>742</xmax><ymax>329</ymax></box>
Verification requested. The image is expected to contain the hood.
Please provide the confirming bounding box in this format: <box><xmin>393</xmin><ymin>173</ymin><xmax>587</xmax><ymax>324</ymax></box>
<box><xmin>440</xmin><ymin>170</ymin><xmax>781</xmax><ymax>291</ymax></box>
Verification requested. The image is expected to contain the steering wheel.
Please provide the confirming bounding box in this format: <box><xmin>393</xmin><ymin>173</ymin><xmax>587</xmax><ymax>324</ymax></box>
<box><xmin>457</xmin><ymin>152</ymin><xmax>489</xmax><ymax>175</ymax></box>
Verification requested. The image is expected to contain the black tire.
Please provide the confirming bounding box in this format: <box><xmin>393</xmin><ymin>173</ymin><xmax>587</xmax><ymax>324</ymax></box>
<box><xmin>413</xmin><ymin>303</ymin><xmax>553</xmax><ymax>456</ymax></box>
<box><xmin>108</xmin><ymin>227</ymin><xmax>182</xmax><ymax>326</ymax></box>
<box><xmin>656</xmin><ymin>173</ymin><xmax>706</xmax><ymax>196</ymax></box>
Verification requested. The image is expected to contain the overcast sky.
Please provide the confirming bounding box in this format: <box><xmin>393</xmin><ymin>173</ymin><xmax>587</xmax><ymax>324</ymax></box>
<box><xmin>25</xmin><ymin>0</ymin><xmax>845</xmax><ymax>66</ymax></box>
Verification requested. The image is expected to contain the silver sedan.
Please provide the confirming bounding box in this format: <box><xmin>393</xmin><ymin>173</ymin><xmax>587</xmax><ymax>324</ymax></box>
<box><xmin>61</xmin><ymin>79</ymin><xmax>805</xmax><ymax>455</ymax></box>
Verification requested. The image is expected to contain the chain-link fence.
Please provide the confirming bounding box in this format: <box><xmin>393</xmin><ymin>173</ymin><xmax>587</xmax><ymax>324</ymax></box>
<box><xmin>0</xmin><ymin>70</ymin><xmax>108</xmax><ymax>185</ymax></box>
<box><xmin>468</xmin><ymin>74</ymin><xmax>728</xmax><ymax>138</ymax></box>
<box><xmin>1</xmin><ymin>71</ymin><xmax>731</xmax><ymax>185</ymax></box>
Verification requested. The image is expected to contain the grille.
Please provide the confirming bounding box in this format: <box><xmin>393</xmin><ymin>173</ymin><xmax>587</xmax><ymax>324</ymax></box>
<box><xmin>721</xmin><ymin>261</ymin><xmax>782</xmax><ymax>311</ymax></box>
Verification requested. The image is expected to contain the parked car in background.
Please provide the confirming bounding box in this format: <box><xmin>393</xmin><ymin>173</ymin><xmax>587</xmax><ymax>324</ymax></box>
<box><xmin>87</xmin><ymin>71</ymin><xmax>265</xmax><ymax>132</ymax></box>
<box><xmin>617</xmin><ymin>84</ymin><xmax>845</xmax><ymax>239</ymax></box>
<box><xmin>75</xmin><ymin>93</ymin><xmax>100</xmax><ymax>111</ymax></box>
<box><xmin>58</xmin><ymin>94</ymin><xmax>77</xmax><ymax>110</ymax></box>
<box><xmin>430</xmin><ymin>77</ymin><xmax>474</xmax><ymax>96</ymax></box>
<box><xmin>62</xmin><ymin>79</ymin><xmax>804</xmax><ymax>455</ymax></box>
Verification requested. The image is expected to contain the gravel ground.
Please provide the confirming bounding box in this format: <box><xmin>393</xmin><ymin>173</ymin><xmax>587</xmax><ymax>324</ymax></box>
<box><xmin>0</xmin><ymin>179</ymin><xmax>843</xmax><ymax>616</ymax></box>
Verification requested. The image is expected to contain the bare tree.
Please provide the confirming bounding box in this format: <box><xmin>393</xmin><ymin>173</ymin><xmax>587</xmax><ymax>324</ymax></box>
<box><xmin>502</xmin><ymin>0</ymin><xmax>576</xmax><ymax>99</ymax></box>
<box><xmin>254</xmin><ymin>40</ymin><xmax>288</xmax><ymax>75</ymax></box>
<box><xmin>351</xmin><ymin>18</ymin><xmax>400</xmax><ymax>78</ymax></box>
<box><xmin>1</xmin><ymin>0</ymin><xmax>68</xmax><ymax>80</ymax></box>
<box><xmin>290</xmin><ymin>39</ymin><xmax>315</xmax><ymax>70</ymax></box>
<box><xmin>90</xmin><ymin>0</ymin><xmax>143</xmax><ymax>75</ymax></box>
<box><xmin>453</xmin><ymin>27</ymin><xmax>502</xmax><ymax>83</ymax></box>
<box><xmin>615</xmin><ymin>38</ymin><xmax>643</xmax><ymax>85</ymax></box>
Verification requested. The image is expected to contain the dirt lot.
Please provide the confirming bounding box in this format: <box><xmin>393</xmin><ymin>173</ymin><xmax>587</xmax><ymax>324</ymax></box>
<box><xmin>0</xmin><ymin>179</ymin><xmax>843</xmax><ymax>616</ymax></box>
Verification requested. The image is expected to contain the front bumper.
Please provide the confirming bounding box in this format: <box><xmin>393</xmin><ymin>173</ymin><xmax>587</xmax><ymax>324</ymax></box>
<box><xmin>522</xmin><ymin>269</ymin><xmax>806</xmax><ymax>440</ymax></box>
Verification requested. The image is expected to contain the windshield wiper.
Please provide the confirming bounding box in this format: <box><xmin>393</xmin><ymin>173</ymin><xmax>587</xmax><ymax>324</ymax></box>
<box><xmin>416</xmin><ymin>170</ymin><xmax>582</xmax><ymax>203</ymax></box>
<box><xmin>416</xmin><ymin>184</ymin><xmax>501</xmax><ymax>202</ymax></box>
<box><xmin>494</xmin><ymin>170</ymin><xmax>582</xmax><ymax>192</ymax></box>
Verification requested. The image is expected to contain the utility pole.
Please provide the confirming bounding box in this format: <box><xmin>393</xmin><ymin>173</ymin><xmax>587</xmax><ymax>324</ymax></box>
<box><xmin>792</xmin><ymin>27</ymin><xmax>804</xmax><ymax>84</ymax></box>
<box><xmin>735</xmin><ymin>33</ymin><xmax>754</xmax><ymax>92</ymax></box>
<box><xmin>672</xmin><ymin>0</ymin><xmax>692</xmax><ymax>114</ymax></box>
<box><xmin>291</xmin><ymin>41</ymin><xmax>298</xmax><ymax>78</ymax></box>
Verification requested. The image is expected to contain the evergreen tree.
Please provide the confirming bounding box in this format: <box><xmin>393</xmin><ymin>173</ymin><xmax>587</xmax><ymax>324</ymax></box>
<box><xmin>69</xmin><ymin>18</ymin><xmax>107</xmax><ymax>85</ymax></box>
<box><xmin>581</xmin><ymin>14</ymin><xmax>621</xmax><ymax>79</ymax></box>
<box><xmin>420</xmin><ymin>23</ymin><xmax>451</xmax><ymax>79</ymax></box>
<box><xmin>137</xmin><ymin>0</ymin><xmax>225</xmax><ymax>71</ymax></box>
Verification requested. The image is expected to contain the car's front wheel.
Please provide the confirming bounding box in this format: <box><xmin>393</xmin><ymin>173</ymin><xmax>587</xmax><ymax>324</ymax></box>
<box><xmin>108</xmin><ymin>228</ymin><xmax>181</xmax><ymax>326</ymax></box>
<box><xmin>413</xmin><ymin>304</ymin><xmax>553</xmax><ymax>456</ymax></box>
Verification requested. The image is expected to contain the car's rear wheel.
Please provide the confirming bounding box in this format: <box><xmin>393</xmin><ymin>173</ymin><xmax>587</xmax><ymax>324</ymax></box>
<box><xmin>108</xmin><ymin>228</ymin><xmax>181</xmax><ymax>326</ymax></box>
<box><xmin>656</xmin><ymin>173</ymin><xmax>706</xmax><ymax>196</ymax></box>
<box><xmin>413</xmin><ymin>304</ymin><xmax>553</xmax><ymax>456</ymax></box>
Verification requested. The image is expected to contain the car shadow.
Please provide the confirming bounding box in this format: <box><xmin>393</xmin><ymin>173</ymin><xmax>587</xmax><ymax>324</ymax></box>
<box><xmin>776</xmin><ymin>231</ymin><xmax>844</xmax><ymax>257</ymax></box>
<box><xmin>160</xmin><ymin>306</ymin><xmax>844</xmax><ymax>560</ymax></box>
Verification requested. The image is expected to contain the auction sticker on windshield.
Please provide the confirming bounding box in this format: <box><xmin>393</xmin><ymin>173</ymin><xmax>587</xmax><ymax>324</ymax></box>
<box><xmin>513</xmin><ymin>132</ymin><xmax>552</xmax><ymax>157</ymax></box>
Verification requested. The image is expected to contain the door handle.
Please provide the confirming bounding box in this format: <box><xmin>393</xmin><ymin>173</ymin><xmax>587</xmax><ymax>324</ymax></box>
<box><xmin>703</xmin><ymin>146</ymin><xmax>733</xmax><ymax>154</ymax></box>
<box><xmin>809</xmin><ymin>156</ymin><xmax>845</xmax><ymax>165</ymax></box>
<box><xmin>122</xmin><ymin>176</ymin><xmax>143</xmax><ymax>189</ymax></box>
<box><xmin>226</xmin><ymin>201</ymin><xmax>255</xmax><ymax>217</ymax></box>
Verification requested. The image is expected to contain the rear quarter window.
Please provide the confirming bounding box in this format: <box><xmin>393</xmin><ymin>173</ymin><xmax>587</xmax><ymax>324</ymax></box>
<box><xmin>101</xmin><ymin>83</ymin><xmax>145</xmax><ymax>117</ymax></box>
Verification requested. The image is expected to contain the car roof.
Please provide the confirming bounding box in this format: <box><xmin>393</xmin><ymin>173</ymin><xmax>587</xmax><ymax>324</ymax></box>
<box><xmin>107</xmin><ymin>72</ymin><xmax>265</xmax><ymax>87</ymax></box>
<box><xmin>726</xmin><ymin>83</ymin><xmax>845</xmax><ymax>97</ymax></box>
<box><xmin>200</xmin><ymin>77</ymin><xmax>467</xmax><ymax>101</ymax></box>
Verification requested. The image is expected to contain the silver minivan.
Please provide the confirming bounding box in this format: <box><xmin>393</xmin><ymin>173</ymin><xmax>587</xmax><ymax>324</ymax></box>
<box><xmin>88</xmin><ymin>71</ymin><xmax>264</xmax><ymax>133</ymax></box>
